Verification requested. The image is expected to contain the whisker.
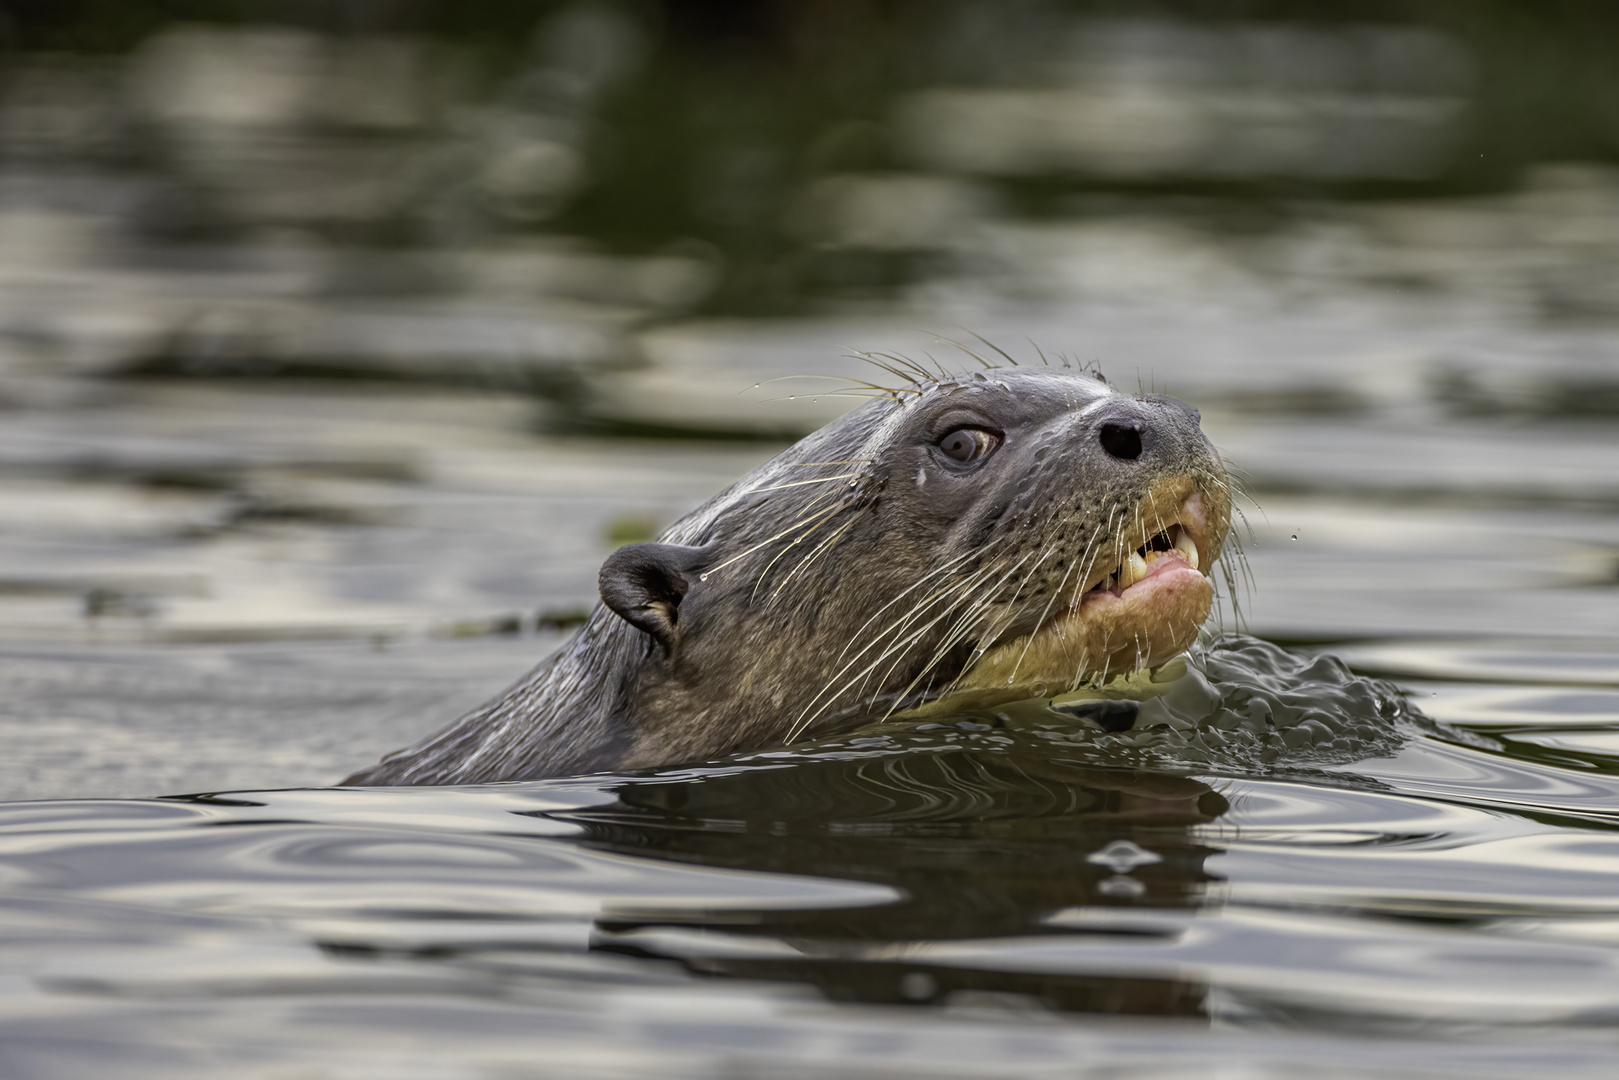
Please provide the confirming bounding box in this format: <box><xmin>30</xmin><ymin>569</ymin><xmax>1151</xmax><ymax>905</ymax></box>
<box><xmin>862</xmin><ymin>349</ymin><xmax>938</xmax><ymax>386</ymax></box>
<box><xmin>989</xmin><ymin>542</ymin><xmax>1069</xmax><ymax>686</ymax></box>
<box><xmin>751</xmin><ymin>505</ymin><xmax>848</xmax><ymax>603</ymax></box>
<box><xmin>911</xmin><ymin>349</ymin><xmax>953</xmax><ymax>382</ymax></box>
<box><xmin>777</xmin><ymin>460</ymin><xmax>874</xmax><ymax>467</ymax></box>
<box><xmin>772</xmin><ymin>518</ymin><xmax>858</xmax><ymax>601</ymax></box>
<box><xmin>868</xmin><ymin>349</ymin><xmax>935</xmax><ymax>382</ymax></box>
<box><xmin>844</xmin><ymin>569</ymin><xmax>1014</xmax><ymax>728</ymax></box>
<box><xmin>755</xmin><ymin>373</ymin><xmax>910</xmax><ymax>393</ymax></box>
<box><xmin>928</xmin><ymin>333</ymin><xmax>996</xmax><ymax>371</ymax></box>
<box><xmin>841</xmin><ymin>349</ymin><xmax>922</xmax><ymax>388</ymax></box>
<box><xmin>703</xmin><ymin>503</ymin><xmax>844</xmax><ymax>578</ymax></box>
<box><xmin>831</xmin><ymin>544</ymin><xmax>997</xmax><ymax>668</ymax></box>
<box><xmin>794</xmin><ymin>549</ymin><xmax>1009</xmax><ymax>738</ymax></box>
<box><xmin>791</xmin><ymin>591</ymin><xmax>970</xmax><ymax>742</ymax></box>
<box><xmin>755</xmin><ymin>391</ymin><xmax>900</xmax><ymax>404</ymax></box>
<box><xmin>746</xmin><ymin>472</ymin><xmax>863</xmax><ymax>494</ymax></box>
<box><xmin>887</xmin><ymin>548</ymin><xmax>1047</xmax><ymax>711</ymax></box>
<box><xmin>860</xmin><ymin>571</ymin><xmax>1004</xmax><ymax>713</ymax></box>
<box><xmin>1000</xmin><ymin>503</ymin><xmax>1114</xmax><ymax>685</ymax></box>
<box><xmin>963</xmin><ymin>328</ymin><xmax>1020</xmax><ymax>369</ymax></box>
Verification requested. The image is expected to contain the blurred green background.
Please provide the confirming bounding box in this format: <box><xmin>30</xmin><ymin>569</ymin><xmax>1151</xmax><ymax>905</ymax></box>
<box><xmin>4</xmin><ymin>1</ymin><xmax>1619</xmax><ymax>314</ymax></box>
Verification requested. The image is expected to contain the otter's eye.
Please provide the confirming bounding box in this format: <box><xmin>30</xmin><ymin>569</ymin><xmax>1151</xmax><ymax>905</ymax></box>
<box><xmin>938</xmin><ymin>427</ymin><xmax>999</xmax><ymax>464</ymax></box>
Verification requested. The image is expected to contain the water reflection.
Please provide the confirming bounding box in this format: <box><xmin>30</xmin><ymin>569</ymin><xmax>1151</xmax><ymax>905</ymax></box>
<box><xmin>3</xmin><ymin>655</ymin><xmax>1619</xmax><ymax>1071</ymax></box>
<box><xmin>571</xmin><ymin>758</ymin><xmax>1219</xmax><ymax>1016</ymax></box>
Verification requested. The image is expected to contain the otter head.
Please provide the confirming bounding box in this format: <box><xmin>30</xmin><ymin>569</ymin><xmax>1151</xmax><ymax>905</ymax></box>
<box><xmin>597</xmin><ymin>366</ymin><xmax>1231</xmax><ymax>767</ymax></box>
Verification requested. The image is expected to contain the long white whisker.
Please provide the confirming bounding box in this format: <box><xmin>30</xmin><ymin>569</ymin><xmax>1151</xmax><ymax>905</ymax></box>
<box><xmin>884</xmin><ymin>569</ymin><xmax>1056</xmax><ymax>715</ymax></box>
<box><xmin>772</xmin><ymin>518</ymin><xmax>858</xmax><ymax>601</ymax></box>
<box><xmin>751</xmin><ymin>505</ymin><xmax>848</xmax><ymax>602</ymax></box>
<box><xmin>853</xmin><ymin>559</ymin><xmax>1012</xmax><ymax>699</ymax></box>
<box><xmin>746</xmin><ymin>473</ymin><xmax>862</xmax><ymax>494</ymax></box>
<box><xmin>830</xmin><ymin>543</ymin><xmax>1001</xmax><ymax>668</ymax></box>
<box><xmin>704</xmin><ymin>503</ymin><xmax>843</xmax><ymax>578</ymax></box>
<box><xmin>1000</xmin><ymin>502</ymin><xmax>1120</xmax><ymax>687</ymax></box>
<box><xmin>878</xmin><ymin>548</ymin><xmax>1046</xmax><ymax>713</ymax></box>
<box><xmin>791</xmin><ymin>552</ymin><xmax>1011</xmax><ymax>740</ymax></box>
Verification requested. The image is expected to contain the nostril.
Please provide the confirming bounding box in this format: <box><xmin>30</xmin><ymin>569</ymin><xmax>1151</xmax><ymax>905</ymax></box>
<box><xmin>1099</xmin><ymin>423</ymin><xmax>1143</xmax><ymax>461</ymax></box>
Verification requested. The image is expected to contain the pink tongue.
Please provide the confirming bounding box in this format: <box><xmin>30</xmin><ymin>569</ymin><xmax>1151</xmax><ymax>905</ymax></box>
<box><xmin>1115</xmin><ymin>549</ymin><xmax>1194</xmax><ymax>595</ymax></box>
<box><xmin>1141</xmin><ymin>550</ymin><xmax>1192</xmax><ymax>580</ymax></box>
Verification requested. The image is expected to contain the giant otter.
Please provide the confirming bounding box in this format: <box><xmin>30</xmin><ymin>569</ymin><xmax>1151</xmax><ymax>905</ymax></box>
<box><xmin>345</xmin><ymin>364</ymin><xmax>1232</xmax><ymax>785</ymax></box>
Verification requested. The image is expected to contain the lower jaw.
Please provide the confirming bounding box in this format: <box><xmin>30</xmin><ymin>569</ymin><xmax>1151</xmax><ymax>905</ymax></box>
<box><xmin>898</xmin><ymin>569</ymin><xmax>1214</xmax><ymax>718</ymax></box>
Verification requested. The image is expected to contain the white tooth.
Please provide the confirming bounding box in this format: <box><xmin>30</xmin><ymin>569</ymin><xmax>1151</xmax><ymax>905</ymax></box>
<box><xmin>1119</xmin><ymin>552</ymin><xmax>1148</xmax><ymax>588</ymax></box>
<box><xmin>1174</xmin><ymin>530</ymin><xmax>1199</xmax><ymax>570</ymax></box>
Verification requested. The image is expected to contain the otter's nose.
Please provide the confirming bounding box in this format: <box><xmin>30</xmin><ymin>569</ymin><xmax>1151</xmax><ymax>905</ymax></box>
<box><xmin>1099</xmin><ymin>423</ymin><xmax>1143</xmax><ymax>460</ymax></box>
<box><xmin>1091</xmin><ymin>395</ymin><xmax>1200</xmax><ymax>461</ymax></box>
<box><xmin>1091</xmin><ymin>401</ymin><xmax>1156</xmax><ymax>461</ymax></box>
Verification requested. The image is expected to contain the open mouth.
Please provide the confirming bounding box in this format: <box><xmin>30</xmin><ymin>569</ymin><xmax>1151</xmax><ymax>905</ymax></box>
<box><xmin>955</xmin><ymin>485</ymin><xmax>1219</xmax><ymax>689</ymax></box>
<box><xmin>896</xmin><ymin>479</ymin><xmax>1228</xmax><ymax>718</ymax></box>
<box><xmin>1071</xmin><ymin>482</ymin><xmax>1215</xmax><ymax>614</ymax></box>
<box><xmin>1084</xmin><ymin>522</ymin><xmax>1201</xmax><ymax>601</ymax></box>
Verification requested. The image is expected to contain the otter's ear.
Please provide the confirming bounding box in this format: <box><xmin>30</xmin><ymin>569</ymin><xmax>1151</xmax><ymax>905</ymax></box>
<box><xmin>598</xmin><ymin>542</ymin><xmax>713</xmax><ymax>653</ymax></box>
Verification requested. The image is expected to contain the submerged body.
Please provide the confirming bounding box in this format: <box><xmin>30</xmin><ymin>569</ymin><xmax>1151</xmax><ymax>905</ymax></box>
<box><xmin>346</xmin><ymin>366</ymin><xmax>1231</xmax><ymax>785</ymax></box>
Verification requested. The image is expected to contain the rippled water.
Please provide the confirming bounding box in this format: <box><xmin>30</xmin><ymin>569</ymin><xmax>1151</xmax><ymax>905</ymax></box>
<box><xmin>6</xmin><ymin>635</ymin><xmax>1619</xmax><ymax>1077</ymax></box>
<box><xmin>4</xmin><ymin>6</ymin><xmax>1619</xmax><ymax>1077</ymax></box>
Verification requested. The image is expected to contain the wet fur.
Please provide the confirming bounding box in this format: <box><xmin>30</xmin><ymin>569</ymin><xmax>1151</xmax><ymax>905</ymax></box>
<box><xmin>346</xmin><ymin>367</ymin><xmax>1229</xmax><ymax>785</ymax></box>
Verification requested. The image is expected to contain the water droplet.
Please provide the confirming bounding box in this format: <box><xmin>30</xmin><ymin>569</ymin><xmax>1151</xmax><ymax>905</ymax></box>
<box><xmin>698</xmin><ymin>573</ymin><xmax>709</xmax><ymax>581</ymax></box>
<box><xmin>1086</xmin><ymin>839</ymin><xmax>1162</xmax><ymax>873</ymax></box>
<box><xmin>1291</xmin><ymin>534</ymin><xmax>1298</xmax><ymax>541</ymax></box>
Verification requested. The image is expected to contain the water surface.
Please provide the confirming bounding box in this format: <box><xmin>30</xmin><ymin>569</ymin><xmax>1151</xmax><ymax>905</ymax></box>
<box><xmin>7</xmin><ymin>634</ymin><xmax>1619</xmax><ymax>1078</ymax></box>
<box><xmin>3</xmin><ymin>7</ymin><xmax>1619</xmax><ymax>1078</ymax></box>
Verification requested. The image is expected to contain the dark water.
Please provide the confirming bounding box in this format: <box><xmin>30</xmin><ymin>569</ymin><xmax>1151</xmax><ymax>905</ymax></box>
<box><xmin>8</xmin><ymin>636</ymin><xmax>1619</xmax><ymax>1078</ymax></box>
